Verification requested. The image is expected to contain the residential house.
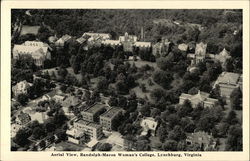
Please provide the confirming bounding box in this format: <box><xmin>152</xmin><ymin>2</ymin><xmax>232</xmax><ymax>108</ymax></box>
<box><xmin>213</xmin><ymin>72</ymin><xmax>242</xmax><ymax>97</ymax></box>
<box><xmin>55</xmin><ymin>34</ymin><xmax>72</xmax><ymax>47</ymax></box>
<box><xmin>140</xmin><ymin>117</ymin><xmax>158</xmax><ymax>136</ymax></box>
<box><xmin>12</xmin><ymin>80</ymin><xmax>32</xmax><ymax>97</ymax></box>
<box><xmin>61</xmin><ymin>95</ymin><xmax>81</xmax><ymax>116</ymax></box>
<box><xmin>215</xmin><ymin>48</ymin><xmax>231</xmax><ymax>68</ymax></box>
<box><xmin>178</xmin><ymin>43</ymin><xmax>189</xmax><ymax>52</ymax></box>
<box><xmin>100</xmin><ymin>107</ymin><xmax>123</xmax><ymax>131</ymax></box>
<box><xmin>194</xmin><ymin>42</ymin><xmax>207</xmax><ymax>64</ymax></box>
<box><xmin>81</xmin><ymin>103</ymin><xmax>107</xmax><ymax>122</ymax></box>
<box><xmin>16</xmin><ymin>111</ymin><xmax>31</xmax><ymax>125</ymax></box>
<box><xmin>13</xmin><ymin>41</ymin><xmax>51</xmax><ymax>67</ymax></box>
<box><xmin>53</xmin><ymin>94</ymin><xmax>65</xmax><ymax>102</ymax></box>
<box><xmin>179</xmin><ymin>90</ymin><xmax>218</xmax><ymax>108</ymax></box>
<box><xmin>186</xmin><ymin>131</ymin><xmax>217</xmax><ymax>151</ymax></box>
<box><xmin>66</xmin><ymin>119</ymin><xmax>103</xmax><ymax>144</ymax></box>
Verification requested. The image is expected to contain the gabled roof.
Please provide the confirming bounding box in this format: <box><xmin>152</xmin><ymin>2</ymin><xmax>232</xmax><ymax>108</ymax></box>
<box><xmin>178</xmin><ymin>43</ymin><xmax>188</xmax><ymax>51</ymax></box>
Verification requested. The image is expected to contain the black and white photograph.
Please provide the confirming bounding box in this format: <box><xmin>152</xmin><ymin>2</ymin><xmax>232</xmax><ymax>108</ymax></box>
<box><xmin>9</xmin><ymin>9</ymin><xmax>244</xmax><ymax>152</ymax></box>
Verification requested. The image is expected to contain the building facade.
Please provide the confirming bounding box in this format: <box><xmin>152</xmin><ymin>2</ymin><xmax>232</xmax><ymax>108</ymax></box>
<box><xmin>13</xmin><ymin>41</ymin><xmax>51</xmax><ymax>67</ymax></box>
<box><xmin>213</xmin><ymin>72</ymin><xmax>242</xmax><ymax>97</ymax></box>
<box><xmin>100</xmin><ymin>107</ymin><xmax>123</xmax><ymax>131</ymax></box>
<box><xmin>12</xmin><ymin>80</ymin><xmax>32</xmax><ymax>97</ymax></box>
<box><xmin>81</xmin><ymin>103</ymin><xmax>107</xmax><ymax>122</ymax></box>
<box><xmin>179</xmin><ymin>91</ymin><xmax>218</xmax><ymax>108</ymax></box>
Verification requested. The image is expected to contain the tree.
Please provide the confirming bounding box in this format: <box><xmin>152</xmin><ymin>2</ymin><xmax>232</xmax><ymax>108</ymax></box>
<box><xmin>156</xmin><ymin>57</ymin><xmax>173</xmax><ymax>71</ymax></box>
<box><xmin>14</xmin><ymin>128</ymin><xmax>31</xmax><ymax>147</ymax></box>
<box><xmin>153</xmin><ymin>70</ymin><xmax>173</xmax><ymax>89</ymax></box>
<box><xmin>17</xmin><ymin>93</ymin><xmax>29</xmax><ymax>106</ymax></box>
<box><xmin>168</xmin><ymin>125</ymin><xmax>186</xmax><ymax>141</ymax></box>
<box><xmin>177</xmin><ymin>100</ymin><xmax>193</xmax><ymax>118</ymax></box>
<box><xmin>97</xmin><ymin>143</ymin><xmax>112</xmax><ymax>151</ymax></box>
<box><xmin>157</xmin><ymin>125</ymin><xmax>169</xmax><ymax>143</ymax></box>
<box><xmin>108</xmin><ymin>97</ymin><xmax>118</xmax><ymax>107</ymax></box>
<box><xmin>150</xmin><ymin>108</ymin><xmax>161</xmax><ymax>118</ymax></box>
<box><xmin>162</xmin><ymin>140</ymin><xmax>178</xmax><ymax>151</ymax></box>
<box><xmin>140</xmin><ymin>104</ymin><xmax>151</xmax><ymax>117</ymax></box>
<box><xmin>32</xmin><ymin>127</ymin><xmax>46</xmax><ymax>140</ymax></box>
<box><xmin>136</xmin><ymin>139</ymin><xmax>151</xmax><ymax>151</ymax></box>
<box><xmin>230</xmin><ymin>88</ymin><xmax>242</xmax><ymax>110</ymax></box>
<box><xmin>57</xmin><ymin>67</ymin><xmax>68</xmax><ymax>79</ymax></box>
<box><xmin>225</xmin><ymin>110</ymin><xmax>239</xmax><ymax>125</ymax></box>
<box><xmin>45</xmin><ymin>122</ymin><xmax>56</xmax><ymax>133</ymax></box>
<box><xmin>96</xmin><ymin>77</ymin><xmax>109</xmax><ymax>93</ymax></box>
<box><xmin>225</xmin><ymin>125</ymin><xmax>242</xmax><ymax>151</ymax></box>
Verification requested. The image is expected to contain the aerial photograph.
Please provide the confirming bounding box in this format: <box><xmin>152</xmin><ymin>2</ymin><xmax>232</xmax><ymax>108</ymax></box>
<box><xmin>11</xmin><ymin>9</ymin><xmax>242</xmax><ymax>151</ymax></box>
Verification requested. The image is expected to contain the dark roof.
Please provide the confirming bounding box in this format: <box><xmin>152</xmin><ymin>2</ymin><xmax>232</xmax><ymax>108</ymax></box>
<box><xmin>100</xmin><ymin>107</ymin><xmax>122</xmax><ymax>119</ymax></box>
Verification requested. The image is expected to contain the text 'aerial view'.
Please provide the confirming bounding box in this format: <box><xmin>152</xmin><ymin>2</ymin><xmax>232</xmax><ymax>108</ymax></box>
<box><xmin>11</xmin><ymin>9</ymin><xmax>242</xmax><ymax>152</ymax></box>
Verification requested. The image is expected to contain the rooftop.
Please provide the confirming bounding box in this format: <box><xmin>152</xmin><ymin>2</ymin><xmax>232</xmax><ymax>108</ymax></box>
<box><xmin>75</xmin><ymin>119</ymin><xmax>101</xmax><ymax>128</ymax></box>
<box><xmin>216</xmin><ymin>72</ymin><xmax>241</xmax><ymax>85</ymax></box>
<box><xmin>84</xmin><ymin>103</ymin><xmax>107</xmax><ymax>114</ymax></box>
<box><xmin>20</xmin><ymin>25</ymin><xmax>40</xmax><ymax>35</ymax></box>
<box><xmin>100</xmin><ymin>107</ymin><xmax>122</xmax><ymax>119</ymax></box>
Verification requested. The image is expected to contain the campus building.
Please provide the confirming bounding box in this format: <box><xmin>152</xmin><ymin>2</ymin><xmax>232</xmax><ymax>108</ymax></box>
<box><xmin>179</xmin><ymin>90</ymin><xmax>218</xmax><ymax>108</ymax></box>
<box><xmin>13</xmin><ymin>41</ymin><xmax>51</xmax><ymax>67</ymax></box>
<box><xmin>81</xmin><ymin>103</ymin><xmax>107</xmax><ymax>122</ymax></box>
<box><xmin>66</xmin><ymin>119</ymin><xmax>103</xmax><ymax>144</ymax></box>
<box><xmin>100</xmin><ymin>107</ymin><xmax>123</xmax><ymax>131</ymax></box>
<box><xmin>213</xmin><ymin>72</ymin><xmax>242</xmax><ymax>98</ymax></box>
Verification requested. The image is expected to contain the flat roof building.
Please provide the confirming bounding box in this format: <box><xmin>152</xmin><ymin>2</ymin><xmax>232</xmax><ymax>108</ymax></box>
<box><xmin>100</xmin><ymin>107</ymin><xmax>123</xmax><ymax>131</ymax></box>
<box><xmin>81</xmin><ymin>103</ymin><xmax>107</xmax><ymax>122</ymax></box>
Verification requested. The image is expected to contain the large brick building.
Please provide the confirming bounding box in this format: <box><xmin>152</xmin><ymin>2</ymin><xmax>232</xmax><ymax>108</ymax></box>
<box><xmin>13</xmin><ymin>41</ymin><xmax>51</xmax><ymax>67</ymax></box>
<box><xmin>81</xmin><ymin>103</ymin><xmax>107</xmax><ymax>122</ymax></box>
<box><xmin>66</xmin><ymin>119</ymin><xmax>103</xmax><ymax>144</ymax></box>
<box><xmin>100</xmin><ymin>107</ymin><xmax>123</xmax><ymax>131</ymax></box>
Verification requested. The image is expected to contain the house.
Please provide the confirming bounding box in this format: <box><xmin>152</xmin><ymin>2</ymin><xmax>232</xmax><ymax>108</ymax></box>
<box><xmin>186</xmin><ymin>131</ymin><xmax>217</xmax><ymax>151</ymax></box>
<box><xmin>55</xmin><ymin>34</ymin><xmax>72</xmax><ymax>47</ymax></box>
<box><xmin>179</xmin><ymin>90</ymin><xmax>218</xmax><ymax>108</ymax></box>
<box><xmin>194</xmin><ymin>42</ymin><xmax>207</xmax><ymax>63</ymax></box>
<box><xmin>53</xmin><ymin>95</ymin><xmax>65</xmax><ymax>102</ymax></box>
<box><xmin>215</xmin><ymin>48</ymin><xmax>231</xmax><ymax>68</ymax></box>
<box><xmin>140</xmin><ymin>117</ymin><xmax>158</xmax><ymax>136</ymax></box>
<box><xmin>66</xmin><ymin>119</ymin><xmax>103</xmax><ymax>144</ymax></box>
<box><xmin>81</xmin><ymin>103</ymin><xmax>107</xmax><ymax>122</ymax></box>
<box><xmin>213</xmin><ymin>72</ymin><xmax>242</xmax><ymax>97</ymax></box>
<box><xmin>100</xmin><ymin>107</ymin><xmax>123</xmax><ymax>131</ymax></box>
<box><xmin>178</xmin><ymin>43</ymin><xmax>189</xmax><ymax>52</ymax></box>
<box><xmin>61</xmin><ymin>96</ymin><xmax>81</xmax><ymax>116</ymax></box>
<box><xmin>12</xmin><ymin>41</ymin><xmax>51</xmax><ymax>67</ymax></box>
<box><xmin>11</xmin><ymin>123</ymin><xmax>22</xmax><ymax>138</ymax></box>
<box><xmin>16</xmin><ymin>111</ymin><xmax>31</xmax><ymax>125</ymax></box>
<box><xmin>40</xmin><ymin>94</ymin><xmax>52</xmax><ymax>101</ymax></box>
<box><xmin>12</xmin><ymin>80</ymin><xmax>32</xmax><ymax>97</ymax></box>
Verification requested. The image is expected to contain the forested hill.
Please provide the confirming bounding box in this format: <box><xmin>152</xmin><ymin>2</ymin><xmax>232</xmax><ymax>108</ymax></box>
<box><xmin>12</xmin><ymin>9</ymin><xmax>242</xmax><ymax>54</ymax></box>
